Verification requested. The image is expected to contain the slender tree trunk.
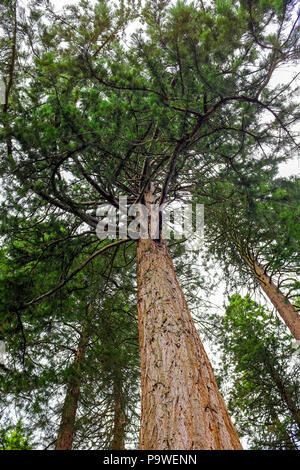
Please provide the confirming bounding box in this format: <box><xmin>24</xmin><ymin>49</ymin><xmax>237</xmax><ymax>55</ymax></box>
<box><xmin>264</xmin><ymin>349</ymin><xmax>300</xmax><ymax>431</ymax></box>
<box><xmin>55</xmin><ymin>322</ymin><xmax>89</xmax><ymax>450</ymax></box>
<box><xmin>2</xmin><ymin>0</ymin><xmax>17</xmax><ymax>158</ymax></box>
<box><xmin>270</xmin><ymin>410</ymin><xmax>298</xmax><ymax>450</ymax></box>
<box><xmin>233</xmin><ymin>236</ymin><xmax>300</xmax><ymax>340</ymax></box>
<box><xmin>110</xmin><ymin>375</ymin><xmax>126</xmax><ymax>450</ymax></box>
<box><xmin>136</xmin><ymin>187</ymin><xmax>242</xmax><ymax>450</ymax></box>
<box><xmin>246</xmin><ymin>258</ymin><xmax>300</xmax><ymax>340</ymax></box>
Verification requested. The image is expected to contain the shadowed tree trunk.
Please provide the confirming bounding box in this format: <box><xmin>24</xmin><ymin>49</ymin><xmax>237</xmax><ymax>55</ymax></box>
<box><xmin>136</xmin><ymin>186</ymin><xmax>242</xmax><ymax>450</ymax></box>
<box><xmin>269</xmin><ymin>409</ymin><xmax>297</xmax><ymax>450</ymax></box>
<box><xmin>55</xmin><ymin>321</ymin><xmax>89</xmax><ymax>450</ymax></box>
<box><xmin>110</xmin><ymin>375</ymin><xmax>126</xmax><ymax>450</ymax></box>
<box><xmin>263</xmin><ymin>347</ymin><xmax>300</xmax><ymax>431</ymax></box>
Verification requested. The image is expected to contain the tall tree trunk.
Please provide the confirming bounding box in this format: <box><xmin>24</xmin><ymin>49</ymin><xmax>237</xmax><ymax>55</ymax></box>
<box><xmin>244</xmin><ymin>257</ymin><xmax>300</xmax><ymax>340</ymax></box>
<box><xmin>270</xmin><ymin>409</ymin><xmax>298</xmax><ymax>450</ymax></box>
<box><xmin>55</xmin><ymin>322</ymin><xmax>89</xmax><ymax>450</ymax></box>
<box><xmin>2</xmin><ymin>0</ymin><xmax>17</xmax><ymax>158</ymax></box>
<box><xmin>136</xmin><ymin>188</ymin><xmax>242</xmax><ymax>450</ymax></box>
<box><xmin>264</xmin><ymin>347</ymin><xmax>300</xmax><ymax>431</ymax></box>
<box><xmin>232</xmin><ymin>236</ymin><xmax>300</xmax><ymax>340</ymax></box>
<box><xmin>110</xmin><ymin>375</ymin><xmax>126</xmax><ymax>450</ymax></box>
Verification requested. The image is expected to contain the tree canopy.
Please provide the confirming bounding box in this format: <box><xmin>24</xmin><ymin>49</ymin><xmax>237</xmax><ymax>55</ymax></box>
<box><xmin>0</xmin><ymin>0</ymin><xmax>299</xmax><ymax>450</ymax></box>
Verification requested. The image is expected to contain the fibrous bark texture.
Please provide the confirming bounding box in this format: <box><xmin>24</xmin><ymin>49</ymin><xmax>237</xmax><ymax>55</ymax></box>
<box><xmin>137</xmin><ymin>237</ymin><xmax>242</xmax><ymax>450</ymax></box>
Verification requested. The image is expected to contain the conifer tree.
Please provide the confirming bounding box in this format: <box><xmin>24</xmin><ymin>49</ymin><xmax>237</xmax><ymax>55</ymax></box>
<box><xmin>1</xmin><ymin>0</ymin><xmax>299</xmax><ymax>449</ymax></box>
<box><xmin>216</xmin><ymin>294</ymin><xmax>300</xmax><ymax>449</ymax></box>
<box><xmin>0</xmin><ymin>218</ymin><xmax>140</xmax><ymax>449</ymax></box>
<box><xmin>0</xmin><ymin>422</ymin><xmax>34</xmax><ymax>450</ymax></box>
<box><xmin>200</xmin><ymin>173</ymin><xmax>300</xmax><ymax>339</ymax></box>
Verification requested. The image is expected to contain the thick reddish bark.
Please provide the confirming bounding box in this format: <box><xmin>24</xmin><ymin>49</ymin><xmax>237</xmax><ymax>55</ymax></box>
<box><xmin>137</xmin><ymin>232</ymin><xmax>242</xmax><ymax>449</ymax></box>
<box><xmin>248</xmin><ymin>259</ymin><xmax>300</xmax><ymax>340</ymax></box>
<box><xmin>55</xmin><ymin>323</ymin><xmax>88</xmax><ymax>450</ymax></box>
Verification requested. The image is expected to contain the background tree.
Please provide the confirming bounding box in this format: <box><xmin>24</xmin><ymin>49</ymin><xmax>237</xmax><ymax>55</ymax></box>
<box><xmin>0</xmin><ymin>217</ymin><xmax>140</xmax><ymax>449</ymax></box>
<box><xmin>216</xmin><ymin>294</ymin><xmax>300</xmax><ymax>450</ymax></box>
<box><xmin>0</xmin><ymin>421</ymin><xmax>34</xmax><ymax>450</ymax></box>
<box><xmin>199</xmin><ymin>172</ymin><xmax>300</xmax><ymax>339</ymax></box>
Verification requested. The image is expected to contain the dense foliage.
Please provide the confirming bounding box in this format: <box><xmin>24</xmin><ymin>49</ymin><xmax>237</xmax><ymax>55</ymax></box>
<box><xmin>217</xmin><ymin>294</ymin><xmax>300</xmax><ymax>449</ymax></box>
<box><xmin>0</xmin><ymin>0</ymin><xmax>299</xmax><ymax>449</ymax></box>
